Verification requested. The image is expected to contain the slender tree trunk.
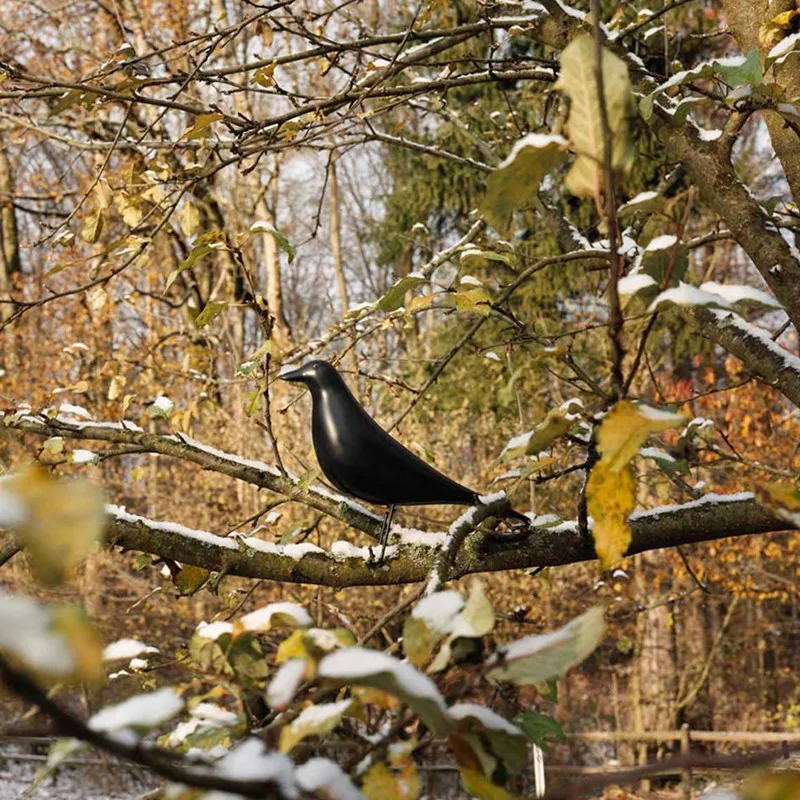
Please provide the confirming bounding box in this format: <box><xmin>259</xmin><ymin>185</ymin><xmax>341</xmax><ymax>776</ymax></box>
<box><xmin>0</xmin><ymin>137</ymin><xmax>20</xmax><ymax>369</ymax></box>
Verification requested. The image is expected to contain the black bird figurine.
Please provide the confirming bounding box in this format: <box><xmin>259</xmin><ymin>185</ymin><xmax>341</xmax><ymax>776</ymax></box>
<box><xmin>280</xmin><ymin>360</ymin><xmax>478</xmax><ymax>560</ymax></box>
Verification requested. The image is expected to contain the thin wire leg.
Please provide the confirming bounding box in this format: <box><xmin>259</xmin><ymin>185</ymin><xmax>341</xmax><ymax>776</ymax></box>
<box><xmin>378</xmin><ymin>504</ymin><xmax>395</xmax><ymax>564</ymax></box>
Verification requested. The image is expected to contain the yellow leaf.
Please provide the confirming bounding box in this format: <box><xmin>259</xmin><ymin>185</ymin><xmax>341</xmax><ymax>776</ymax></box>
<box><xmin>742</xmin><ymin>770</ymin><xmax>800</xmax><ymax>800</ymax></box>
<box><xmin>459</xmin><ymin>768</ymin><xmax>509</xmax><ymax>800</ymax></box>
<box><xmin>362</xmin><ymin>758</ymin><xmax>421</xmax><ymax>800</ymax></box>
<box><xmin>180</xmin><ymin>112</ymin><xmax>224</xmax><ymax>140</ymax></box>
<box><xmin>597</xmin><ymin>400</ymin><xmax>685</xmax><ymax>472</ymax></box>
<box><xmin>51</xmin><ymin>606</ymin><xmax>104</xmax><ymax>683</ymax></box>
<box><xmin>251</xmin><ymin>62</ymin><xmax>277</xmax><ymax>87</ymax></box>
<box><xmin>556</xmin><ymin>35</ymin><xmax>634</xmax><ymax>198</ymax></box>
<box><xmin>278</xmin><ymin>698</ymin><xmax>352</xmax><ymax>753</ymax></box>
<box><xmin>179</xmin><ymin>200</ymin><xmax>201</xmax><ymax>237</ymax></box>
<box><xmin>587</xmin><ymin>461</ymin><xmax>635</xmax><ymax>567</ymax></box>
<box><xmin>6</xmin><ymin>467</ymin><xmax>105</xmax><ymax>586</ymax></box>
<box><xmin>80</xmin><ymin>209</ymin><xmax>104</xmax><ymax>243</ymax></box>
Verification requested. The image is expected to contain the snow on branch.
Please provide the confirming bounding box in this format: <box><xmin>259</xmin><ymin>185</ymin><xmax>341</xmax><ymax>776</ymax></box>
<box><xmin>1</xmin><ymin>412</ymin><xmax>383</xmax><ymax>537</ymax></box>
<box><xmin>105</xmin><ymin>494</ymin><xmax>793</xmax><ymax>587</ymax></box>
<box><xmin>682</xmin><ymin>306</ymin><xmax>800</xmax><ymax>409</ymax></box>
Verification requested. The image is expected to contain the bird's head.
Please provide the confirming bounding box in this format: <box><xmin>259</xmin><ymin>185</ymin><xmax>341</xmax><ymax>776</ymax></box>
<box><xmin>279</xmin><ymin>360</ymin><xmax>339</xmax><ymax>387</ymax></box>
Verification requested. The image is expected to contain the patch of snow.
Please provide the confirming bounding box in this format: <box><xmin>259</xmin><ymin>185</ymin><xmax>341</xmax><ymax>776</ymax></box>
<box><xmin>241</xmin><ymin>537</ymin><xmax>325</xmax><ymax>561</ymax></box>
<box><xmin>460</xmin><ymin>275</ymin><xmax>483</xmax><ymax>286</ymax></box>
<box><xmin>295</xmin><ymin>758</ymin><xmax>365</xmax><ymax>800</ymax></box>
<box><xmin>497</xmin><ymin>132</ymin><xmax>568</xmax><ymax>170</ymax></box>
<box><xmin>699</xmin><ymin>281</ymin><xmax>782</xmax><ymax>309</ymax></box>
<box><xmin>395</xmin><ymin>526</ymin><xmax>448</xmax><ymax>546</ymax></box>
<box><xmin>629</xmin><ymin>491</ymin><xmax>755</xmax><ymax>522</ymax></box>
<box><xmin>639</xmin><ymin>446</ymin><xmax>676</xmax><ymax>462</ymax></box>
<box><xmin>240</xmin><ymin>602</ymin><xmax>312</xmax><ymax>631</ymax></box>
<box><xmin>152</xmin><ymin>395</ymin><xmax>173</xmax><ymax>414</ymax></box>
<box><xmin>69</xmin><ymin>449</ymin><xmax>98</xmax><ymax>464</ymax></box>
<box><xmin>267</xmin><ymin>658</ymin><xmax>306</xmax><ymax>710</ymax></box>
<box><xmin>648</xmin><ymin>282</ymin><xmax>731</xmax><ymax>312</ymax></box>
<box><xmin>449</xmin><ymin>703</ymin><xmax>524</xmax><ymax>736</ymax></box>
<box><xmin>618</xmin><ymin>272</ymin><xmax>656</xmax><ymax>296</ymax></box>
<box><xmin>57</xmin><ymin>403</ymin><xmax>92</xmax><ymax>419</ymax></box>
<box><xmin>103</xmin><ymin>639</ymin><xmax>159</xmax><ymax>661</ymax></box>
<box><xmin>210</xmin><ymin>739</ymin><xmax>298</xmax><ymax>798</ymax></box>
<box><xmin>645</xmin><ymin>234</ymin><xmax>678</xmax><ymax>252</ymax></box>
<box><xmin>107</xmin><ymin>505</ymin><xmax>238</xmax><ymax>551</ymax></box>
<box><xmin>195</xmin><ymin>621</ymin><xmax>234</xmax><ymax>640</ymax></box>
<box><xmin>318</xmin><ymin>648</ymin><xmax>448</xmax><ymax>714</ymax></box>
<box><xmin>89</xmin><ymin>688</ymin><xmax>184</xmax><ymax>732</ymax></box>
<box><xmin>768</xmin><ymin>31</ymin><xmax>800</xmax><ymax>61</ymax></box>
<box><xmin>484</xmin><ymin>351</ymin><xmax>502</xmax><ymax>362</ymax></box>
<box><xmin>0</xmin><ymin>591</ymin><xmax>75</xmax><ymax>676</ymax></box>
<box><xmin>178</xmin><ymin>433</ymin><xmax>281</xmax><ymax>477</ymax></box>
<box><xmin>411</xmin><ymin>591</ymin><xmax>465</xmax><ymax>632</ymax></box>
<box><xmin>708</xmin><ymin>309</ymin><xmax>800</xmax><ymax>373</ymax></box>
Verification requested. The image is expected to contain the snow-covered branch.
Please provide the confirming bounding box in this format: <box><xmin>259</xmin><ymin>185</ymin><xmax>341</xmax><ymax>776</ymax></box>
<box><xmin>683</xmin><ymin>306</ymin><xmax>800</xmax><ymax>408</ymax></box>
<box><xmin>104</xmin><ymin>493</ymin><xmax>792</xmax><ymax>587</ymax></box>
<box><xmin>2</xmin><ymin>411</ymin><xmax>382</xmax><ymax>537</ymax></box>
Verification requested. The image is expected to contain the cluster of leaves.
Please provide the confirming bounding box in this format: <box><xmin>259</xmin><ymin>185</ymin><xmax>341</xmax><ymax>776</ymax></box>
<box><xmin>0</xmin><ymin>467</ymin><xmax>604</xmax><ymax>798</ymax></box>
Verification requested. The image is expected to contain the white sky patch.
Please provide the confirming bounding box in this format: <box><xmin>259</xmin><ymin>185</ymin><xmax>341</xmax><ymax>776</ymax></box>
<box><xmin>267</xmin><ymin>658</ymin><xmax>306</xmax><ymax>710</ymax></box>
<box><xmin>89</xmin><ymin>688</ymin><xmax>184</xmax><ymax>732</ymax></box>
<box><xmin>295</xmin><ymin>757</ymin><xmax>365</xmax><ymax>800</ymax></box>
<box><xmin>103</xmin><ymin>639</ymin><xmax>159</xmax><ymax>662</ymax></box>
<box><xmin>0</xmin><ymin>591</ymin><xmax>75</xmax><ymax>676</ymax></box>
<box><xmin>648</xmin><ymin>282</ymin><xmax>732</xmax><ymax>312</ymax></box>
<box><xmin>240</xmin><ymin>602</ymin><xmax>312</xmax><ymax>631</ymax></box>
<box><xmin>699</xmin><ymin>281</ymin><xmax>782</xmax><ymax>309</ymax></box>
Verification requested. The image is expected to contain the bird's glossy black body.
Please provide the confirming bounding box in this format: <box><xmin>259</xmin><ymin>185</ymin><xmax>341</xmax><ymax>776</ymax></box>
<box><xmin>280</xmin><ymin>360</ymin><xmax>477</xmax><ymax>508</ymax></box>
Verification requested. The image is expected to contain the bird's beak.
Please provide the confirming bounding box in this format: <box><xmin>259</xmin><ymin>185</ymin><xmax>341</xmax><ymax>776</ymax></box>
<box><xmin>279</xmin><ymin>366</ymin><xmax>305</xmax><ymax>383</ymax></box>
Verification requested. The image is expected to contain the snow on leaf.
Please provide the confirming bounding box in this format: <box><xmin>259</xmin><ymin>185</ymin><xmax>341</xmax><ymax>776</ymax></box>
<box><xmin>279</xmin><ymin>698</ymin><xmax>353</xmax><ymax>753</ymax></box>
<box><xmin>481</xmin><ymin>132</ymin><xmax>568</xmax><ymax>231</ymax></box>
<box><xmin>296</xmin><ymin>757</ymin><xmax>366</xmax><ymax>800</ymax></box>
<box><xmin>597</xmin><ymin>400</ymin><xmax>685</xmax><ymax>472</ymax></box>
<box><xmin>103</xmin><ymin>639</ymin><xmax>159</xmax><ymax>661</ymax></box>
<box><xmin>267</xmin><ymin>658</ymin><xmax>307</xmax><ymax>710</ymax></box>
<box><xmin>239</xmin><ymin>602</ymin><xmax>312</xmax><ymax>632</ymax></box>
<box><xmin>211</xmin><ymin>738</ymin><xmax>298</xmax><ymax>798</ymax></box>
<box><xmin>486</xmin><ymin>606</ymin><xmax>605</xmax><ymax>685</ymax></box>
<box><xmin>698</xmin><ymin>281</ymin><xmax>782</xmax><ymax>309</ymax></box>
<box><xmin>249</xmin><ymin>220</ymin><xmax>295</xmax><ymax>263</ymax></box>
<box><xmin>89</xmin><ymin>688</ymin><xmax>184</xmax><ymax>732</ymax></box>
<box><xmin>618</xmin><ymin>272</ymin><xmax>657</xmax><ymax>297</ymax></box>
<box><xmin>317</xmin><ymin>648</ymin><xmax>451</xmax><ymax>736</ymax></box>
<box><xmin>499</xmin><ymin>399</ymin><xmax>583</xmax><ymax>460</ymax></box>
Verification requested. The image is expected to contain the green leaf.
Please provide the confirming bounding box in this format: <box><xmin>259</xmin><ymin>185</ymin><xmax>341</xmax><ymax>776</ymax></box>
<box><xmin>486</xmin><ymin>606</ymin><xmax>605</xmax><ymax>685</ymax></box>
<box><xmin>499</xmin><ymin>399</ymin><xmax>583</xmax><ymax>461</ymax></box>
<box><xmin>194</xmin><ymin>300</ymin><xmax>227</xmax><ymax>328</ymax></box>
<box><xmin>514</xmin><ymin>711</ymin><xmax>566</xmax><ymax>754</ymax></box>
<box><xmin>480</xmin><ymin>133</ymin><xmax>568</xmax><ymax>231</ymax></box>
<box><xmin>228</xmin><ymin>633</ymin><xmax>269</xmax><ymax>687</ymax></box>
<box><xmin>165</xmin><ymin>243</ymin><xmax>214</xmax><ymax>291</ymax></box>
<box><xmin>556</xmin><ymin>36</ymin><xmax>634</xmax><ymax>198</ymax></box>
<box><xmin>249</xmin><ymin>220</ymin><xmax>295</xmax><ymax>263</ymax></box>
<box><xmin>174</xmin><ymin>565</ymin><xmax>210</xmax><ymax>595</ymax></box>
<box><xmin>379</xmin><ymin>273</ymin><xmax>428</xmax><ymax>312</ymax></box>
